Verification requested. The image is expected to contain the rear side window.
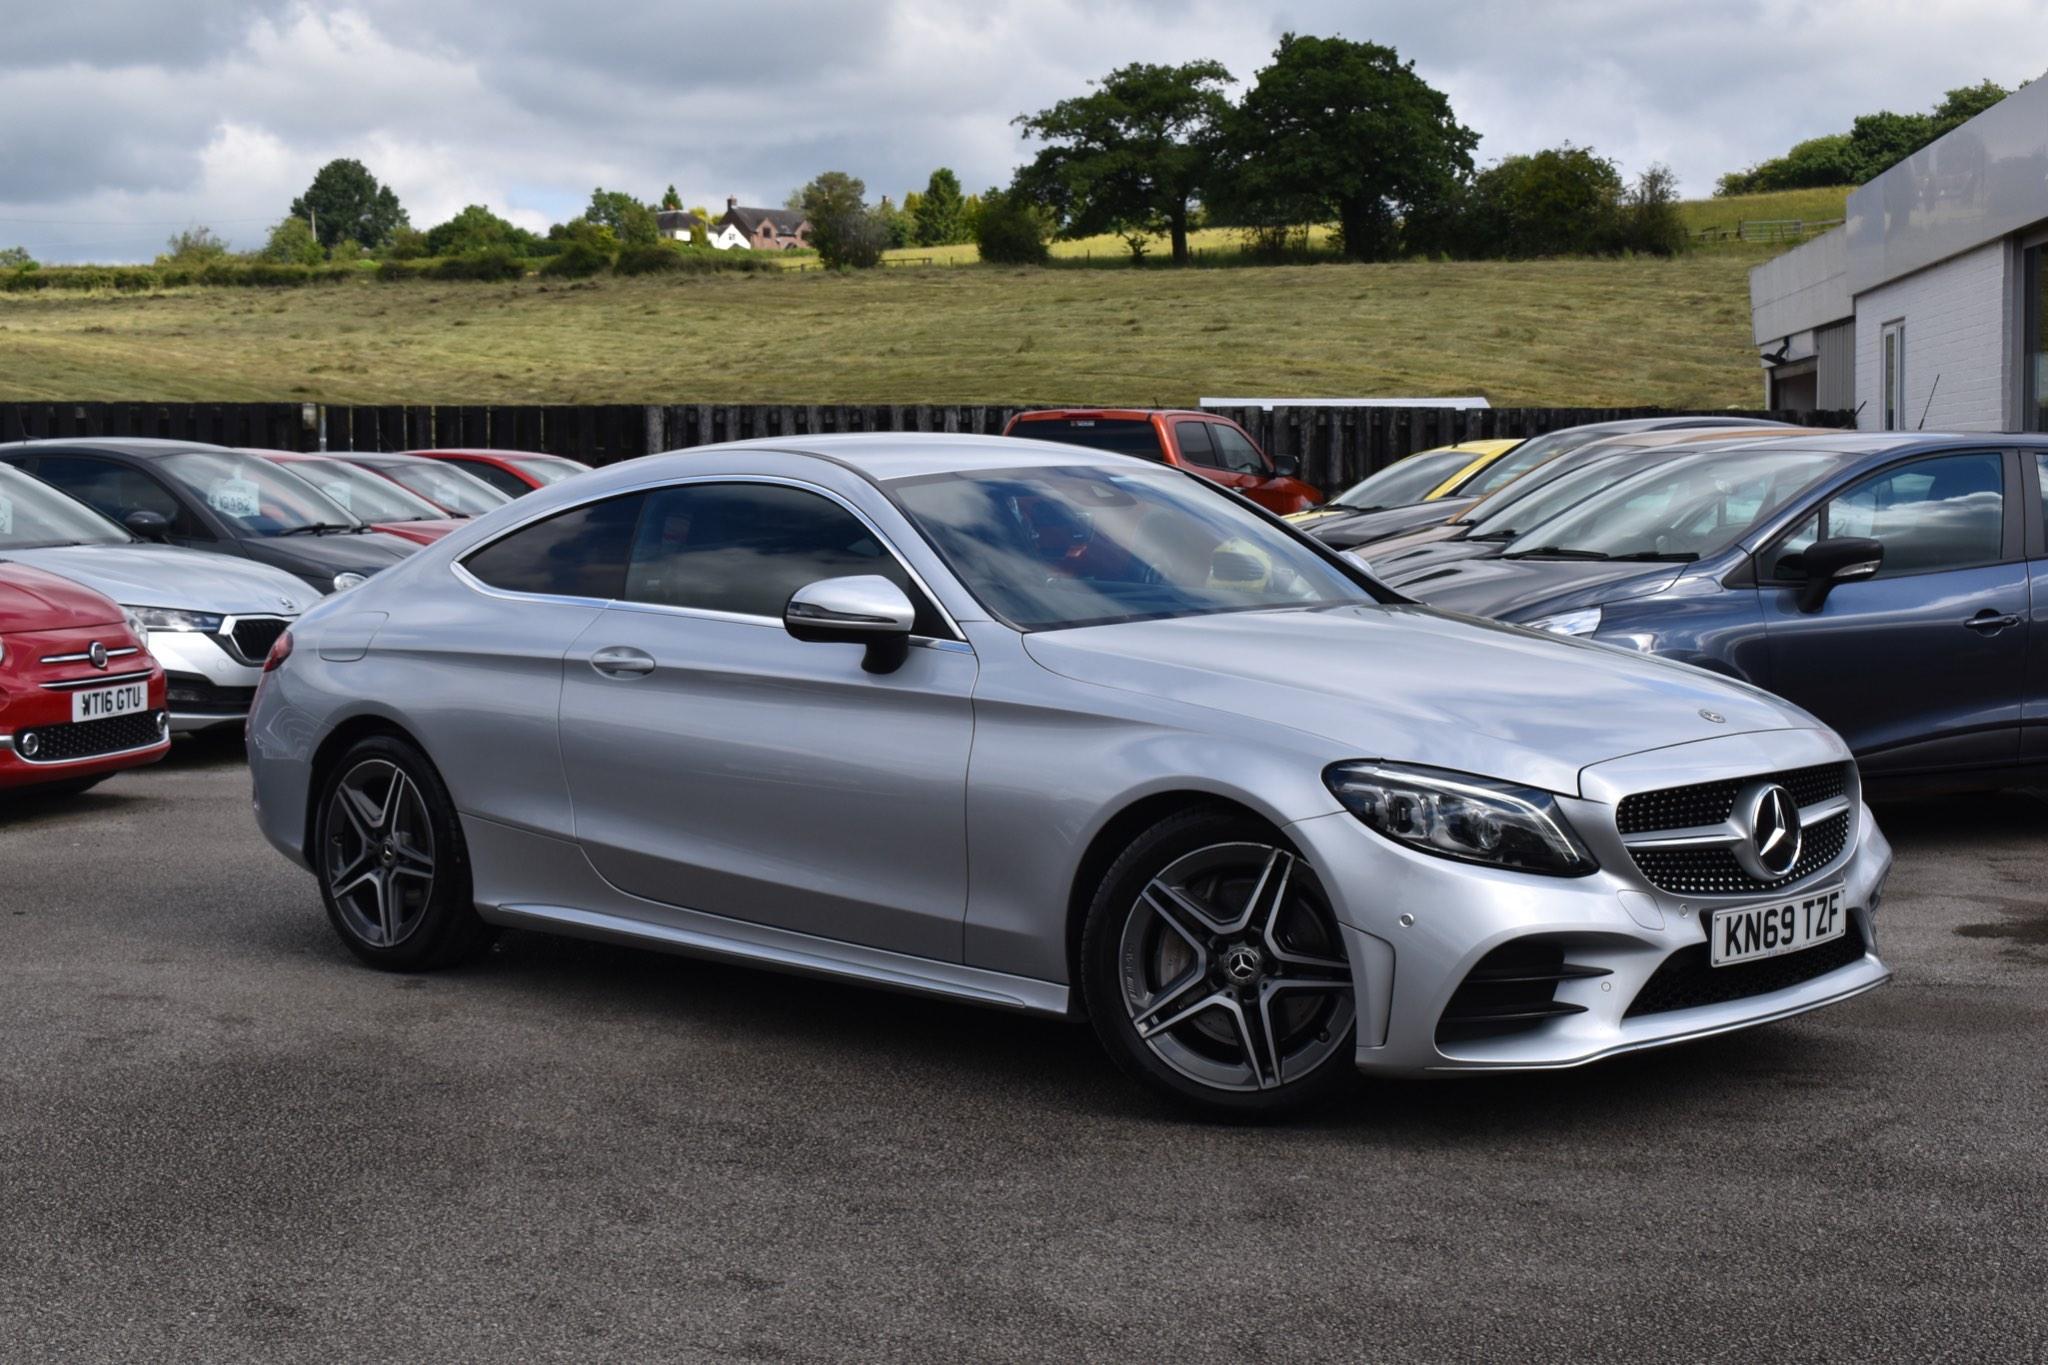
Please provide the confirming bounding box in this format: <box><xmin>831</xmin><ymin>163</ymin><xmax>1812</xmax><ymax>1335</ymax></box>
<box><xmin>1174</xmin><ymin>421</ymin><xmax>1220</xmax><ymax>468</ymax></box>
<box><xmin>622</xmin><ymin>482</ymin><xmax>948</xmax><ymax>635</ymax></box>
<box><xmin>462</xmin><ymin>494</ymin><xmax>643</xmax><ymax>598</ymax></box>
<box><xmin>1827</xmin><ymin>452</ymin><xmax>2003</xmax><ymax>575</ymax></box>
<box><xmin>1012</xmin><ymin>418</ymin><xmax>1164</xmax><ymax>462</ymax></box>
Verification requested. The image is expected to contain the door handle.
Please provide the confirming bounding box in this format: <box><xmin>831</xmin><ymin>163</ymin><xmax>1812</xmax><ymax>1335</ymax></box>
<box><xmin>1962</xmin><ymin>610</ymin><xmax>2021</xmax><ymax>635</ymax></box>
<box><xmin>589</xmin><ymin>645</ymin><xmax>656</xmax><ymax>678</ymax></box>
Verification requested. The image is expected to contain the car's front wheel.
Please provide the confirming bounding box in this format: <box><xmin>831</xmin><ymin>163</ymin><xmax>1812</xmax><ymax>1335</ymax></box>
<box><xmin>313</xmin><ymin>735</ymin><xmax>494</xmax><ymax>970</ymax></box>
<box><xmin>1081</xmin><ymin>808</ymin><xmax>1357</xmax><ymax>1115</ymax></box>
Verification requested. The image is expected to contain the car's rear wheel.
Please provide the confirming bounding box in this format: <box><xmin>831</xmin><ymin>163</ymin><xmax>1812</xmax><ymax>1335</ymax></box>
<box><xmin>1081</xmin><ymin>808</ymin><xmax>1357</xmax><ymax>1115</ymax></box>
<box><xmin>313</xmin><ymin>735</ymin><xmax>493</xmax><ymax>970</ymax></box>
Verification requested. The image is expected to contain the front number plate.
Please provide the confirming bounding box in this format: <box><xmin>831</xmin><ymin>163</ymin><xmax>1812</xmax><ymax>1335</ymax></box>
<box><xmin>72</xmin><ymin>682</ymin><xmax>148</xmax><ymax>723</ymax></box>
<box><xmin>1710</xmin><ymin>886</ymin><xmax>1846</xmax><ymax>967</ymax></box>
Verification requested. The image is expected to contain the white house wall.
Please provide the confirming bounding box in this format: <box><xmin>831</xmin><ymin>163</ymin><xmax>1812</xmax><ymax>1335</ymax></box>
<box><xmin>1854</xmin><ymin>239</ymin><xmax>2011</xmax><ymax>431</ymax></box>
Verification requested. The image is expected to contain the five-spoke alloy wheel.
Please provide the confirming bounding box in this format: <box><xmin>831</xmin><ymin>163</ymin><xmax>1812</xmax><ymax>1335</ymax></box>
<box><xmin>1084</xmin><ymin>808</ymin><xmax>1356</xmax><ymax>1115</ymax></box>
<box><xmin>313</xmin><ymin>735</ymin><xmax>493</xmax><ymax>970</ymax></box>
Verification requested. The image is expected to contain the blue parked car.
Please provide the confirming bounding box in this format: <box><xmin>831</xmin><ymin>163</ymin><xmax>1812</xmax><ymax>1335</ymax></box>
<box><xmin>1381</xmin><ymin>432</ymin><xmax>2047</xmax><ymax>792</ymax></box>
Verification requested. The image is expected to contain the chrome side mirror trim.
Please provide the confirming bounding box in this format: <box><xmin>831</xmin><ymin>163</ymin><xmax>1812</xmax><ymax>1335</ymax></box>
<box><xmin>784</xmin><ymin>575</ymin><xmax>917</xmax><ymax>672</ymax></box>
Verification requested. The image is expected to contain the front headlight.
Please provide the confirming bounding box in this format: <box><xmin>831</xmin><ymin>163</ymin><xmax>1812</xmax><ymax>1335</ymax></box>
<box><xmin>1525</xmin><ymin>606</ymin><xmax>1602</xmax><ymax>637</ymax></box>
<box><xmin>331</xmin><ymin>572</ymin><xmax>368</xmax><ymax>593</ymax></box>
<box><xmin>1324</xmin><ymin>761</ymin><xmax>1597</xmax><ymax>876</ymax></box>
<box><xmin>129</xmin><ymin>606</ymin><xmax>226</xmax><ymax>633</ymax></box>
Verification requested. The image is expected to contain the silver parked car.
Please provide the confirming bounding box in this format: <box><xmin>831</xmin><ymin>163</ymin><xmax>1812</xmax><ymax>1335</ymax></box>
<box><xmin>247</xmin><ymin>435</ymin><xmax>1892</xmax><ymax>1113</ymax></box>
<box><xmin>0</xmin><ymin>462</ymin><xmax>309</xmax><ymax>732</ymax></box>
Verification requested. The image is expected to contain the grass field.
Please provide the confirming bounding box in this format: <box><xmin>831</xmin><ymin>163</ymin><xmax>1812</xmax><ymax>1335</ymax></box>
<box><xmin>0</xmin><ymin>253</ymin><xmax>1774</xmax><ymax>408</ymax></box>
<box><xmin>1677</xmin><ymin>186</ymin><xmax>1854</xmax><ymax>236</ymax></box>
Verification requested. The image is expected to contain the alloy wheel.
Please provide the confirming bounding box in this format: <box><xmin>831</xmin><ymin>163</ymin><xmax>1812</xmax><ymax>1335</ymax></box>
<box><xmin>324</xmin><ymin>758</ymin><xmax>437</xmax><ymax>949</ymax></box>
<box><xmin>1118</xmin><ymin>842</ymin><xmax>1354</xmax><ymax>1093</ymax></box>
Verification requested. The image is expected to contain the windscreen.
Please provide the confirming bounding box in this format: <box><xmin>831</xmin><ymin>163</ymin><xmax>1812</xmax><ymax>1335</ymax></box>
<box><xmin>1328</xmin><ymin>447</ymin><xmax>1477</xmax><ymax>510</ymax></box>
<box><xmin>362</xmin><ymin>460</ymin><xmax>512</xmax><ymax>517</ymax></box>
<box><xmin>0</xmin><ymin>463</ymin><xmax>130</xmax><ymax>549</ymax></box>
<box><xmin>1503</xmin><ymin>450</ymin><xmax>1846</xmax><ymax>563</ymax></box>
<box><xmin>894</xmin><ymin>464</ymin><xmax>1366</xmax><ymax>630</ymax></box>
<box><xmin>160</xmin><ymin>451</ymin><xmax>360</xmax><ymax>536</ymax></box>
<box><xmin>288</xmin><ymin>458</ymin><xmax>444</xmax><ymax>523</ymax></box>
<box><xmin>506</xmin><ymin>455</ymin><xmax>590</xmax><ymax>486</ymax></box>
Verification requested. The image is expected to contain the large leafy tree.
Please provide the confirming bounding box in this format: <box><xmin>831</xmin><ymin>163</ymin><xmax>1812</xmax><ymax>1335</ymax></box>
<box><xmin>799</xmin><ymin>171</ymin><xmax>888</xmax><ymax>269</ymax></box>
<box><xmin>289</xmin><ymin>159</ymin><xmax>408</xmax><ymax>249</ymax></box>
<box><xmin>911</xmin><ymin>168</ymin><xmax>967</xmax><ymax>247</ymax></box>
<box><xmin>425</xmin><ymin>204</ymin><xmax>538</xmax><ymax>257</ymax></box>
<box><xmin>1221</xmin><ymin>35</ymin><xmax>1475</xmax><ymax>261</ymax></box>
<box><xmin>1014</xmin><ymin>60</ymin><xmax>1232</xmax><ymax>264</ymax></box>
<box><xmin>585</xmin><ymin>188</ymin><xmax>659</xmax><ymax>246</ymax></box>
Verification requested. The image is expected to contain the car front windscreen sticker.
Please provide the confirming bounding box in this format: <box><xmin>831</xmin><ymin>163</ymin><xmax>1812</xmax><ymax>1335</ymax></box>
<box><xmin>208</xmin><ymin>477</ymin><xmax>260</xmax><ymax>518</ymax></box>
<box><xmin>320</xmin><ymin>481</ymin><xmax>353</xmax><ymax>511</ymax></box>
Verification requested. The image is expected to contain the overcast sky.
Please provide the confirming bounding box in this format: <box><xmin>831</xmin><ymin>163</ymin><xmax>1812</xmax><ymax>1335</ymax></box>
<box><xmin>4</xmin><ymin>0</ymin><xmax>2042</xmax><ymax>261</ymax></box>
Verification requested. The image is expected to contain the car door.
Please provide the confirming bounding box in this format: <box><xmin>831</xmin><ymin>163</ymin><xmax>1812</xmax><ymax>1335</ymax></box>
<box><xmin>1757</xmin><ymin>449</ymin><xmax>2027</xmax><ymax>775</ymax></box>
<box><xmin>557</xmin><ymin>477</ymin><xmax>976</xmax><ymax>962</ymax></box>
<box><xmin>18</xmin><ymin>454</ymin><xmax>228</xmax><ymax>554</ymax></box>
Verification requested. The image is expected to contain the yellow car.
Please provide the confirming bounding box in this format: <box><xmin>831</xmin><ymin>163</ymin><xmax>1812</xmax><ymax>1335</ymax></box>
<box><xmin>1286</xmin><ymin>439</ymin><xmax>1522</xmax><ymax>524</ymax></box>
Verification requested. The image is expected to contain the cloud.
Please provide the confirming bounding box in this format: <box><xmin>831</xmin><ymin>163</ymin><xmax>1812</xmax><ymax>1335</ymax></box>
<box><xmin>1</xmin><ymin>0</ymin><xmax>2041</xmax><ymax>261</ymax></box>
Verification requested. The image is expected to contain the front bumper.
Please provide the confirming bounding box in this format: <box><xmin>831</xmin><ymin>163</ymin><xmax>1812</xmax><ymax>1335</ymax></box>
<box><xmin>147</xmin><ymin>629</ymin><xmax>266</xmax><ymax>733</ymax></box>
<box><xmin>1287</xmin><ymin>747</ymin><xmax>1892</xmax><ymax>1077</ymax></box>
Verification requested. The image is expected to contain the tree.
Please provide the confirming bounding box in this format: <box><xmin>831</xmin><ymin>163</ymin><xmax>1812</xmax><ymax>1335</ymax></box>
<box><xmin>0</xmin><ymin>246</ymin><xmax>34</xmax><ymax>269</ymax></box>
<box><xmin>660</xmin><ymin>184</ymin><xmax>683</xmax><ymax>211</ymax></box>
<box><xmin>425</xmin><ymin>204</ymin><xmax>537</xmax><ymax>257</ymax></box>
<box><xmin>974</xmin><ymin>187</ymin><xmax>1051</xmax><ymax>265</ymax></box>
<box><xmin>799</xmin><ymin>171</ymin><xmax>888</xmax><ymax>269</ymax></box>
<box><xmin>261</xmin><ymin>215</ymin><xmax>326</xmax><ymax>265</ymax></box>
<box><xmin>1013</xmin><ymin>62</ymin><xmax>1231</xmax><ymax>265</ymax></box>
<box><xmin>384</xmin><ymin>226</ymin><xmax>429</xmax><ymax>260</ymax></box>
<box><xmin>911</xmin><ymin>167</ymin><xmax>968</xmax><ymax>247</ymax></box>
<box><xmin>1717</xmin><ymin>78</ymin><xmax>2015</xmax><ymax>194</ymax></box>
<box><xmin>289</xmin><ymin>158</ymin><xmax>407</xmax><ymax>249</ymax></box>
<box><xmin>1221</xmin><ymin>34</ymin><xmax>1476</xmax><ymax>261</ymax></box>
<box><xmin>157</xmin><ymin>226</ymin><xmax>229</xmax><ymax>267</ymax></box>
<box><xmin>876</xmin><ymin>196</ymin><xmax>913</xmax><ymax>249</ymax></box>
<box><xmin>586</xmin><ymin>188</ymin><xmax>659</xmax><ymax>246</ymax></box>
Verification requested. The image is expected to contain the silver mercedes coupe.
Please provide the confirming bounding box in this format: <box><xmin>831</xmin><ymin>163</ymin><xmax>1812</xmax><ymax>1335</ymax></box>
<box><xmin>247</xmin><ymin>435</ymin><xmax>1892</xmax><ymax>1114</ymax></box>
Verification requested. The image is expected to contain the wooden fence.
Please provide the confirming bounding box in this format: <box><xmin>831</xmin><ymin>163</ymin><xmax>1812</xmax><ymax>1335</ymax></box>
<box><xmin>0</xmin><ymin>401</ymin><xmax>1853</xmax><ymax>492</ymax></box>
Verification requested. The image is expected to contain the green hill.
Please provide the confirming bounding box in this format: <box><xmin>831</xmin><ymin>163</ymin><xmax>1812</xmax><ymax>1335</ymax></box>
<box><xmin>0</xmin><ymin>253</ymin><xmax>1771</xmax><ymax>409</ymax></box>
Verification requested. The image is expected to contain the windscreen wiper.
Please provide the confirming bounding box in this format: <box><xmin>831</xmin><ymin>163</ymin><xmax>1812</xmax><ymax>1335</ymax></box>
<box><xmin>1502</xmin><ymin>545</ymin><xmax>1611</xmax><ymax>560</ymax></box>
<box><xmin>277</xmin><ymin>522</ymin><xmax>355</xmax><ymax>537</ymax></box>
<box><xmin>1606</xmin><ymin>550</ymin><xmax>1699</xmax><ymax>562</ymax></box>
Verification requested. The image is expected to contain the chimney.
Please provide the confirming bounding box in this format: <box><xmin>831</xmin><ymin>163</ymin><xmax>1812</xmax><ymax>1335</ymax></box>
<box><xmin>726</xmin><ymin>195</ymin><xmax>737</xmax><ymax>211</ymax></box>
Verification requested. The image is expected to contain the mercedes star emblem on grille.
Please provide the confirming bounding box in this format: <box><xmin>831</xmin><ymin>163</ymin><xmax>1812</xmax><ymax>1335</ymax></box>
<box><xmin>1735</xmin><ymin>782</ymin><xmax>1803</xmax><ymax>881</ymax></box>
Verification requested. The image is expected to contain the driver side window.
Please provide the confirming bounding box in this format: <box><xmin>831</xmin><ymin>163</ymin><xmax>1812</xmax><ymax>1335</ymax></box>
<box><xmin>1210</xmin><ymin>425</ymin><xmax>1269</xmax><ymax>475</ymax></box>
<box><xmin>27</xmin><ymin>456</ymin><xmax>208</xmax><ymax>540</ymax></box>
<box><xmin>1766</xmin><ymin>453</ymin><xmax>2005</xmax><ymax>581</ymax></box>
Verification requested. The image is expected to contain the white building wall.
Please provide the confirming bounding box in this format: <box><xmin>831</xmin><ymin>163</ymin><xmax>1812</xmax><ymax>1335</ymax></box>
<box><xmin>1853</xmin><ymin>239</ymin><xmax>2011</xmax><ymax>431</ymax></box>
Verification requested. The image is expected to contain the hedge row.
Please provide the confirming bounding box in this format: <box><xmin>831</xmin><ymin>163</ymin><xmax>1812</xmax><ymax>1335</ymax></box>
<box><xmin>1</xmin><ymin>262</ymin><xmax>367</xmax><ymax>292</ymax></box>
<box><xmin>6</xmin><ymin>242</ymin><xmax>792</xmax><ymax>293</ymax></box>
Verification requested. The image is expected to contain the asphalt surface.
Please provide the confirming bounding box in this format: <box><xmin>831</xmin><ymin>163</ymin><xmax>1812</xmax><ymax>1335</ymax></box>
<box><xmin>1</xmin><ymin>734</ymin><xmax>2043</xmax><ymax>1364</ymax></box>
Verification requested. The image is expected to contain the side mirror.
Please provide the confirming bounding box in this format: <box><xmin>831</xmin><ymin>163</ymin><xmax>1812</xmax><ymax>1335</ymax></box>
<box><xmin>1271</xmin><ymin>453</ymin><xmax>1302</xmax><ymax>480</ymax></box>
<box><xmin>784</xmin><ymin>574</ymin><xmax>916</xmax><ymax>673</ymax></box>
<box><xmin>1794</xmin><ymin>536</ymin><xmax>1883</xmax><ymax>613</ymax></box>
<box><xmin>123</xmin><ymin>510</ymin><xmax>170</xmax><ymax>542</ymax></box>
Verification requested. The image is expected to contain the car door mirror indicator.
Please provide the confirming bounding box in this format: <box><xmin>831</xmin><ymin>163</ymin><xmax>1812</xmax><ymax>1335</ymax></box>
<box><xmin>784</xmin><ymin>574</ymin><xmax>916</xmax><ymax>673</ymax></box>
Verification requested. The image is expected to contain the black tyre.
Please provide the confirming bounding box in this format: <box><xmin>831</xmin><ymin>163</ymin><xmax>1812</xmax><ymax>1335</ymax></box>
<box><xmin>1081</xmin><ymin>807</ymin><xmax>1357</xmax><ymax>1116</ymax></box>
<box><xmin>312</xmin><ymin>734</ymin><xmax>494</xmax><ymax>970</ymax></box>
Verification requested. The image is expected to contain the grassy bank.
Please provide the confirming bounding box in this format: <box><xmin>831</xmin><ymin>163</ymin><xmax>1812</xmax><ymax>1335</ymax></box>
<box><xmin>0</xmin><ymin>253</ymin><xmax>1767</xmax><ymax>408</ymax></box>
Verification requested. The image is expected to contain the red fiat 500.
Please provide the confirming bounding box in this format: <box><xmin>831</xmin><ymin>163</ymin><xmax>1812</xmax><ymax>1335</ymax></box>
<box><xmin>0</xmin><ymin>563</ymin><xmax>169</xmax><ymax>794</ymax></box>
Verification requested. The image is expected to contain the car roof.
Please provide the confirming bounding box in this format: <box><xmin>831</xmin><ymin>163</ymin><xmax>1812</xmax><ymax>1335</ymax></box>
<box><xmin>1010</xmin><ymin>408</ymin><xmax>1210</xmax><ymax>422</ymax></box>
<box><xmin>399</xmin><ymin>448</ymin><xmax>557</xmax><ymax>459</ymax></box>
<box><xmin>625</xmin><ymin>432</ymin><xmax>1148</xmax><ymax>484</ymax></box>
<box><xmin>0</xmin><ymin>437</ymin><xmax>231</xmax><ymax>459</ymax></box>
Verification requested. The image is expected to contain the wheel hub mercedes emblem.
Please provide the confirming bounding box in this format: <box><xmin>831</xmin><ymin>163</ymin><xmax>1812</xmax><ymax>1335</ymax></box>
<box><xmin>1735</xmin><ymin>782</ymin><xmax>1803</xmax><ymax>880</ymax></box>
<box><xmin>1221</xmin><ymin>943</ymin><xmax>1264</xmax><ymax>986</ymax></box>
